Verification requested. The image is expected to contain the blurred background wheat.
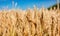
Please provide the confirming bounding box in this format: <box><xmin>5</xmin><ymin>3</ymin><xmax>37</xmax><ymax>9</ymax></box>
<box><xmin>0</xmin><ymin>0</ymin><xmax>60</xmax><ymax>36</ymax></box>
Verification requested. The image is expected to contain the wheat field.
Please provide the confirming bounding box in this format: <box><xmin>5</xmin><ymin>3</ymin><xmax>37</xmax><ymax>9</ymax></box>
<box><xmin>0</xmin><ymin>8</ymin><xmax>60</xmax><ymax>36</ymax></box>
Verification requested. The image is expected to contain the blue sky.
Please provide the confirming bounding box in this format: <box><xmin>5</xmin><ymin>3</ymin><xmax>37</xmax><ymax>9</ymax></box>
<box><xmin>0</xmin><ymin>0</ymin><xmax>60</xmax><ymax>10</ymax></box>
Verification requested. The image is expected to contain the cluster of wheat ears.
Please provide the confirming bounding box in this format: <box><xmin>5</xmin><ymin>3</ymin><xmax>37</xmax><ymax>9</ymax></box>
<box><xmin>0</xmin><ymin>7</ymin><xmax>60</xmax><ymax>36</ymax></box>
